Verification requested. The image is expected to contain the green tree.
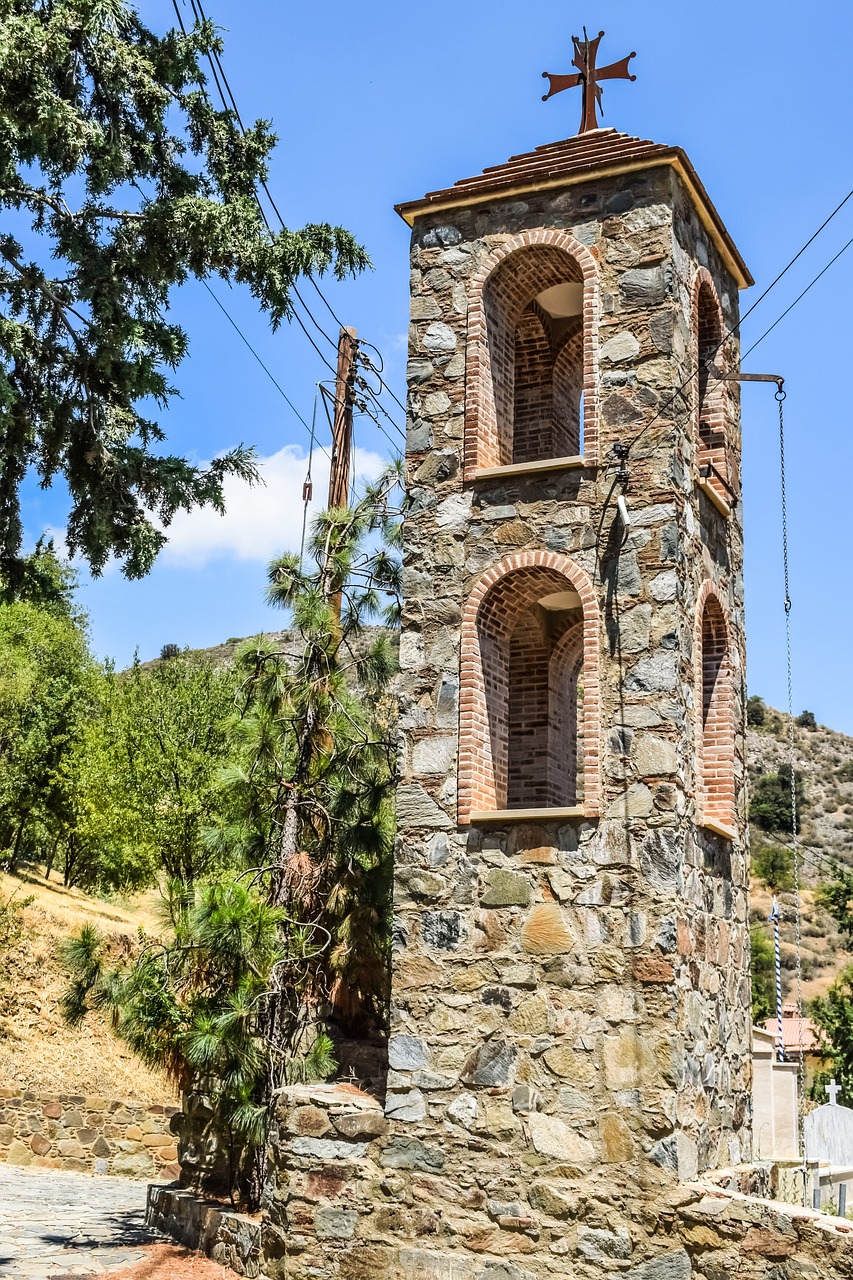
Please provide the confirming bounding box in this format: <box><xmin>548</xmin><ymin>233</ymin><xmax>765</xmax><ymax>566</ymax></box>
<box><xmin>0</xmin><ymin>595</ymin><xmax>98</xmax><ymax>869</ymax></box>
<box><xmin>817</xmin><ymin>865</ymin><xmax>853</xmax><ymax>947</ymax></box>
<box><xmin>106</xmin><ymin>652</ymin><xmax>238</xmax><ymax>885</ymax></box>
<box><xmin>747</xmin><ymin>695</ymin><xmax>766</xmax><ymax>727</ymax></box>
<box><xmin>211</xmin><ymin>467</ymin><xmax>402</xmax><ymax>1061</ymax></box>
<box><xmin>750</xmin><ymin>762</ymin><xmax>805</xmax><ymax>834</ymax></box>
<box><xmin>61</xmin><ymin>879</ymin><xmax>327</xmax><ymax>1205</ymax></box>
<box><xmin>750</xmin><ymin>923</ymin><xmax>777</xmax><ymax>1023</ymax></box>
<box><xmin>751</xmin><ymin>842</ymin><xmax>794</xmax><ymax>892</ymax></box>
<box><xmin>811</xmin><ymin>971</ymin><xmax>853</xmax><ymax>1102</ymax></box>
<box><xmin>0</xmin><ymin>0</ymin><xmax>368</xmax><ymax>582</ymax></box>
<box><xmin>796</xmin><ymin>710</ymin><xmax>818</xmax><ymax>730</ymax></box>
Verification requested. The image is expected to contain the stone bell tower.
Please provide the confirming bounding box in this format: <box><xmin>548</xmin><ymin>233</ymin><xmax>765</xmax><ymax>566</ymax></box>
<box><xmin>389</xmin><ymin>121</ymin><xmax>754</xmax><ymax>1214</ymax></box>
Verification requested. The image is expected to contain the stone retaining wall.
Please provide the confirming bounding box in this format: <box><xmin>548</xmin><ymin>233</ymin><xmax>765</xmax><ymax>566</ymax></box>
<box><xmin>147</xmin><ymin>1185</ymin><xmax>261</xmax><ymax>1277</ymax></box>
<box><xmin>0</xmin><ymin>1088</ymin><xmax>180</xmax><ymax>1178</ymax></box>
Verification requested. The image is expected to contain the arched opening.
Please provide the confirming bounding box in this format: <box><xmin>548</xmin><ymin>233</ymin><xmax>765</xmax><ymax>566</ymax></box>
<box><xmin>696</xmin><ymin>279</ymin><xmax>729</xmax><ymax>502</ymax></box>
<box><xmin>459</xmin><ymin>554</ymin><xmax>599</xmax><ymax>820</ymax></box>
<box><xmin>697</xmin><ymin>590</ymin><xmax>735</xmax><ymax>829</ymax></box>
<box><xmin>481</xmin><ymin>246</ymin><xmax>587</xmax><ymax>467</ymax></box>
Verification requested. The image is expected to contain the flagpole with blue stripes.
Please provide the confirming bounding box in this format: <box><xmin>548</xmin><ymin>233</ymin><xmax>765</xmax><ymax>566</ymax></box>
<box><xmin>769</xmin><ymin>897</ymin><xmax>784</xmax><ymax>1062</ymax></box>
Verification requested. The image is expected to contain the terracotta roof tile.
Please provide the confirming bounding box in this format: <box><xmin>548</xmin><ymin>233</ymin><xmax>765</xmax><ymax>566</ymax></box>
<box><xmin>395</xmin><ymin>128</ymin><xmax>753</xmax><ymax>289</ymax></box>
<box><xmin>421</xmin><ymin>128</ymin><xmax>673</xmax><ymax>203</ymax></box>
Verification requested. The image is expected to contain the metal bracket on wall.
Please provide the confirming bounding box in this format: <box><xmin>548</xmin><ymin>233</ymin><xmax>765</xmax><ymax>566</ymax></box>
<box><xmin>708</xmin><ymin>365</ymin><xmax>785</xmax><ymax>391</ymax></box>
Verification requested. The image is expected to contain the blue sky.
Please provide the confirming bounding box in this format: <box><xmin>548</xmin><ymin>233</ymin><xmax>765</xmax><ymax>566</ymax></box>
<box><xmin>19</xmin><ymin>0</ymin><xmax>853</xmax><ymax>732</ymax></box>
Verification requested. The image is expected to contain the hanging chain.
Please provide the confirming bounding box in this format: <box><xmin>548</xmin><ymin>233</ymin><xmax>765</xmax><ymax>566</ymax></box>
<box><xmin>778</xmin><ymin>384</ymin><xmax>806</xmax><ymax>1191</ymax></box>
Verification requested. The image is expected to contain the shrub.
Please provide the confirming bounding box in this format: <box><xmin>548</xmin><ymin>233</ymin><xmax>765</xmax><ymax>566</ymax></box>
<box><xmin>750</xmin><ymin>924</ymin><xmax>777</xmax><ymax>1022</ymax></box>
<box><xmin>796</xmin><ymin>710</ymin><xmax>817</xmax><ymax>730</ymax></box>
<box><xmin>751</xmin><ymin>763</ymin><xmax>806</xmax><ymax>834</ymax></box>
<box><xmin>752</xmin><ymin>842</ymin><xmax>794</xmax><ymax>892</ymax></box>
<box><xmin>159</xmin><ymin>643</ymin><xmax>181</xmax><ymax>660</ymax></box>
<box><xmin>747</xmin><ymin>696</ymin><xmax>766</xmax><ymax>727</ymax></box>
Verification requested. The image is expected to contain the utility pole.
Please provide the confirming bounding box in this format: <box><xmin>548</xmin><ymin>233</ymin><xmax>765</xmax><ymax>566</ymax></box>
<box><xmin>328</xmin><ymin>326</ymin><xmax>357</xmax><ymax>510</ymax></box>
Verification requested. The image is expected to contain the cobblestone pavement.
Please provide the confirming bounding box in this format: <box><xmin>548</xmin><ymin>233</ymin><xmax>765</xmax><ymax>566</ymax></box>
<box><xmin>0</xmin><ymin>1165</ymin><xmax>165</xmax><ymax>1277</ymax></box>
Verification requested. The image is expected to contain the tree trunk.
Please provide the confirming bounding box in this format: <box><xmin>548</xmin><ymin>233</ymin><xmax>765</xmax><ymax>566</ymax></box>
<box><xmin>44</xmin><ymin>838</ymin><xmax>59</xmax><ymax>881</ymax></box>
<box><xmin>7</xmin><ymin>820</ymin><xmax>25</xmax><ymax>874</ymax></box>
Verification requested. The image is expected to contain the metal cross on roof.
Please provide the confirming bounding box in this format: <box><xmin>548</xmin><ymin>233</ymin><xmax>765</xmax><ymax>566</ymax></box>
<box><xmin>542</xmin><ymin>28</ymin><xmax>636</xmax><ymax>134</ymax></box>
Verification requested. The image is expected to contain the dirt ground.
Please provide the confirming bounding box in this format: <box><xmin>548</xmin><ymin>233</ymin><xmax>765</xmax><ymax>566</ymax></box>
<box><xmin>94</xmin><ymin>1243</ymin><xmax>234</xmax><ymax>1278</ymax></box>
<box><xmin>0</xmin><ymin>869</ymin><xmax>176</xmax><ymax>1102</ymax></box>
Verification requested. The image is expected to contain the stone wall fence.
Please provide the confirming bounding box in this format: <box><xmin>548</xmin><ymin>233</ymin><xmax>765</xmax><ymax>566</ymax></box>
<box><xmin>0</xmin><ymin>1087</ymin><xmax>180</xmax><ymax>1178</ymax></box>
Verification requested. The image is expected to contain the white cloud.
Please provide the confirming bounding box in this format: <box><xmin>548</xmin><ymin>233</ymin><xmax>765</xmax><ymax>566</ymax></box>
<box><xmin>161</xmin><ymin>442</ymin><xmax>389</xmax><ymax>568</ymax></box>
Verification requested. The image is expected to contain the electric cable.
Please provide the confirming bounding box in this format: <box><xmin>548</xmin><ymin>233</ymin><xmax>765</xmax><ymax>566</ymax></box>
<box><xmin>622</xmin><ymin>186</ymin><xmax>853</xmax><ymax>459</ymax></box>
<box><xmin>201</xmin><ymin>279</ymin><xmax>330</xmax><ymax>461</ymax></box>
<box><xmin>740</xmin><ymin>231</ymin><xmax>853</xmax><ymax>363</ymax></box>
<box><xmin>185</xmin><ymin>0</ymin><xmax>405</xmax><ymax>447</ymax></box>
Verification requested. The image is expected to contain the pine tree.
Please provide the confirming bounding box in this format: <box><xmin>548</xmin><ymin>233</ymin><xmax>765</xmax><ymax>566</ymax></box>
<box><xmin>0</xmin><ymin>0</ymin><xmax>368</xmax><ymax>582</ymax></box>
<box><xmin>210</xmin><ymin>465</ymin><xmax>402</xmax><ymax>1075</ymax></box>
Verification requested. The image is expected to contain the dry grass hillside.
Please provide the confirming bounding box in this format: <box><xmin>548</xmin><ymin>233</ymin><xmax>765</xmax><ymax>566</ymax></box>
<box><xmin>0</xmin><ymin>869</ymin><xmax>177</xmax><ymax>1103</ymax></box>
<box><xmin>748</xmin><ymin>709</ymin><xmax>853</xmax><ymax>1003</ymax></box>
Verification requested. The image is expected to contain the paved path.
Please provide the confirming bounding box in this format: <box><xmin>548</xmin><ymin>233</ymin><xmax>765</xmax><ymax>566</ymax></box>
<box><xmin>0</xmin><ymin>1165</ymin><xmax>165</xmax><ymax>1277</ymax></box>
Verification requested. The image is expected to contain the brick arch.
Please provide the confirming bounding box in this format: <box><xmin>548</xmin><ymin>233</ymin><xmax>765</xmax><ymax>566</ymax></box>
<box><xmin>464</xmin><ymin>230</ymin><xmax>600</xmax><ymax>478</ymax></box>
<box><xmin>693</xmin><ymin>268</ymin><xmax>730</xmax><ymax>500</ymax></box>
<box><xmin>694</xmin><ymin>579</ymin><xmax>736</xmax><ymax>831</ymax></box>
<box><xmin>458</xmin><ymin>550</ymin><xmax>600</xmax><ymax>821</ymax></box>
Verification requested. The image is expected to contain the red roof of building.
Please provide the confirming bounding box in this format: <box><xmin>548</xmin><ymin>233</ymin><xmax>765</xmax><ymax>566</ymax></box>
<box><xmin>763</xmin><ymin>1013</ymin><xmax>824</xmax><ymax>1054</ymax></box>
<box><xmin>395</xmin><ymin>127</ymin><xmax>752</xmax><ymax>289</ymax></box>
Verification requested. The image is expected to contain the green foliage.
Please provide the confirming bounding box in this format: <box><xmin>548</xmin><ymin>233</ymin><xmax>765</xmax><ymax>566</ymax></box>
<box><xmin>811</xmin><ymin>970</ymin><xmax>853</xmax><ymax>1102</ymax></box>
<box><xmin>747</xmin><ymin>695</ymin><xmax>766</xmax><ymax>727</ymax></box>
<box><xmin>104</xmin><ymin>653</ymin><xmax>239</xmax><ymax>885</ymax></box>
<box><xmin>839</xmin><ymin>760</ymin><xmax>853</xmax><ymax>783</ymax></box>
<box><xmin>750</xmin><ymin>923</ymin><xmax>777</xmax><ymax>1023</ymax></box>
<box><xmin>209</xmin><ymin>467</ymin><xmax>402</xmax><ymax>1053</ymax></box>
<box><xmin>160</xmin><ymin>643</ymin><xmax>181</xmax><ymax>660</ymax></box>
<box><xmin>0</xmin><ymin>0</ymin><xmax>368</xmax><ymax>582</ymax></box>
<box><xmin>817</xmin><ymin>865</ymin><xmax>853</xmax><ymax>947</ymax></box>
<box><xmin>796</xmin><ymin>710</ymin><xmax>818</xmax><ymax>730</ymax></box>
<box><xmin>0</xmin><ymin>593</ymin><xmax>99</xmax><ymax>870</ymax></box>
<box><xmin>751</xmin><ymin>842</ymin><xmax>794</xmax><ymax>892</ymax></box>
<box><xmin>61</xmin><ymin>878</ymin><xmax>334</xmax><ymax>1204</ymax></box>
<box><xmin>750</xmin><ymin>762</ymin><xmax>806</xmax><ymax>834</ymax></box>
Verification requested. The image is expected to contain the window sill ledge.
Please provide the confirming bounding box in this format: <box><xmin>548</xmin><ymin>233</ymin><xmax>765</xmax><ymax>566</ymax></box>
<box><xmin>468</xmin><ymin>805</ymin><xmax>589</xmax><ymax>825</ymax></box>
<box><xmin>696</xmin><ymin>478</ymin><xmax>732</xmax><ymax>518</ymax></box>
<box><xmin>473</xmin><ymin>455</ymin><xmax>592</xmax><ymax>481</ymax></box>
<box><xmin>700</xmin><ymin>817</ymin><xmax>737</xmax><ymax>842</ymax></box>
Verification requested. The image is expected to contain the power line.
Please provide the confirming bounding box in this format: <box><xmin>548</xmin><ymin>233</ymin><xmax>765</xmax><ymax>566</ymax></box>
<box><xmin>624</xmin><ymin>184</ymin><xmax>853</xmax><ymax>458</ymax></box>
<box><xmin>201</xmin><ymin>279</ymin><xmax>330</xmax><ymax>461</ymax></box>
<box><xmin>185</xmin><ymin>0</ymin><xmax>405</xmax><ymax>450</ymax></box>
<box><xmin>740</xmin><ymin>231</ymin><xmax>853</xmax><ymax>363</ymax></box>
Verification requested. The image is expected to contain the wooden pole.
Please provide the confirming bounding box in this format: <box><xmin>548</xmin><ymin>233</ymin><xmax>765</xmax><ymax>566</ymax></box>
<box><xmin>328</xmin><ymin>326</ymin><xmax>357</xmax><ymax>510</ymax></box>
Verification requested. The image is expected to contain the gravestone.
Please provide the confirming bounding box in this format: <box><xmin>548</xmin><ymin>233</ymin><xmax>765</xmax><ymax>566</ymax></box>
<box><xmin>805</xmin><ymin>1095</ymin><xmax>853</xmax><ymax>1169</ymax></box>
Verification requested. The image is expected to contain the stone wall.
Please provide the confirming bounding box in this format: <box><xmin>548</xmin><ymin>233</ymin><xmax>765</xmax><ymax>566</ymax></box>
<box><xmin>147</xmin><ymin>1185</ymin><xmax>261</xmax><ymax>1277</ymax></box>
<box><xmin>391</xmin><ymin>160</ymin><xmax>752</xmax><ymax>1191</ymax></box>
<box><xmin>0</xmin><ymin>1088</ymin><xmax>179</xmax><ymax>1178</ymax></box>
<box><xmin>251</xmin><ymin>1082</ymin><xmax>853</xmax><ymax>1279</ymax></box>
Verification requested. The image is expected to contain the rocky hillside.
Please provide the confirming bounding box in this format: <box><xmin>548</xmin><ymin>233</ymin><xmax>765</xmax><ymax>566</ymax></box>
<box><xmin>747</xmin><ymin>709</ymin><xmax>853</xmax><ymax>1002</ymax></box>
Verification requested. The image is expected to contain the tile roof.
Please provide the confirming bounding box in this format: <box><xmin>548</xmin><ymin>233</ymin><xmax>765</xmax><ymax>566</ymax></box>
<box><xmin>763</xmin><ymin>1015</ymin><xmax>825</xmax><ymax>1054</ymax></box>
<box><xmin>395</xmin><ymin>128</ymin><xmax>752</xmax><ymax>289</ymax></box>
<box><xmin>420</xmin><ymin>129</ymin><xmax>674</xmax><ymax>204</ymax></box>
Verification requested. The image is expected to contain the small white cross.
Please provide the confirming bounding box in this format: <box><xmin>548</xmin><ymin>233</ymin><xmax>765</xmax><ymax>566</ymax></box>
<box><xmin>826</xmin><ymin>1079</ymin><xmax>842</xmax><ymax>1106</ymax></box>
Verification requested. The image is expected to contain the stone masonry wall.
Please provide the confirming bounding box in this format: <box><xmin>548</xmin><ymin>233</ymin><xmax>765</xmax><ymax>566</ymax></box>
<box><xmin>0</xmin><ymin>1088</ymin><xmax>180</xmax><ymax>1178</ymax></box>
<box><xmin>257</xmin><ymin>1082</ymin><xmax>853</xmax><ymax>1280</ymax></box>
<box><xmin>392</xmin><ymin>161</ymin><xmax>751</xmax><ymax>1207</ymax></box>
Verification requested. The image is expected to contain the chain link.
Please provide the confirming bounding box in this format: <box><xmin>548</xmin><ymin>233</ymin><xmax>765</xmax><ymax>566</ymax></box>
<box><xmin>778</xmin><ymin>386</ymin><xmax>806</xmax><ymax>1195</ymax></box>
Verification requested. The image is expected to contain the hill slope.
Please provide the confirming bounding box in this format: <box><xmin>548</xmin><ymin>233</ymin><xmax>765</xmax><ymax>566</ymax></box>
<box><xmin>0</xmin><ymin>870</ymin><xmax>177</xmax><ymax>1102</ymax></box>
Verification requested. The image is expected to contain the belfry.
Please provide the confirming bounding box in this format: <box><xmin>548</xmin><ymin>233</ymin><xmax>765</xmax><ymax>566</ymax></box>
<box><xmin>247</xmin><ymin>37</ymin><xmax>853</xmax><ymax>1280</ymax></box>
<box><xmin>391</xmin><ymin>68</ymin><xmax>754</xmax><ymax>1187</ymax></box>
